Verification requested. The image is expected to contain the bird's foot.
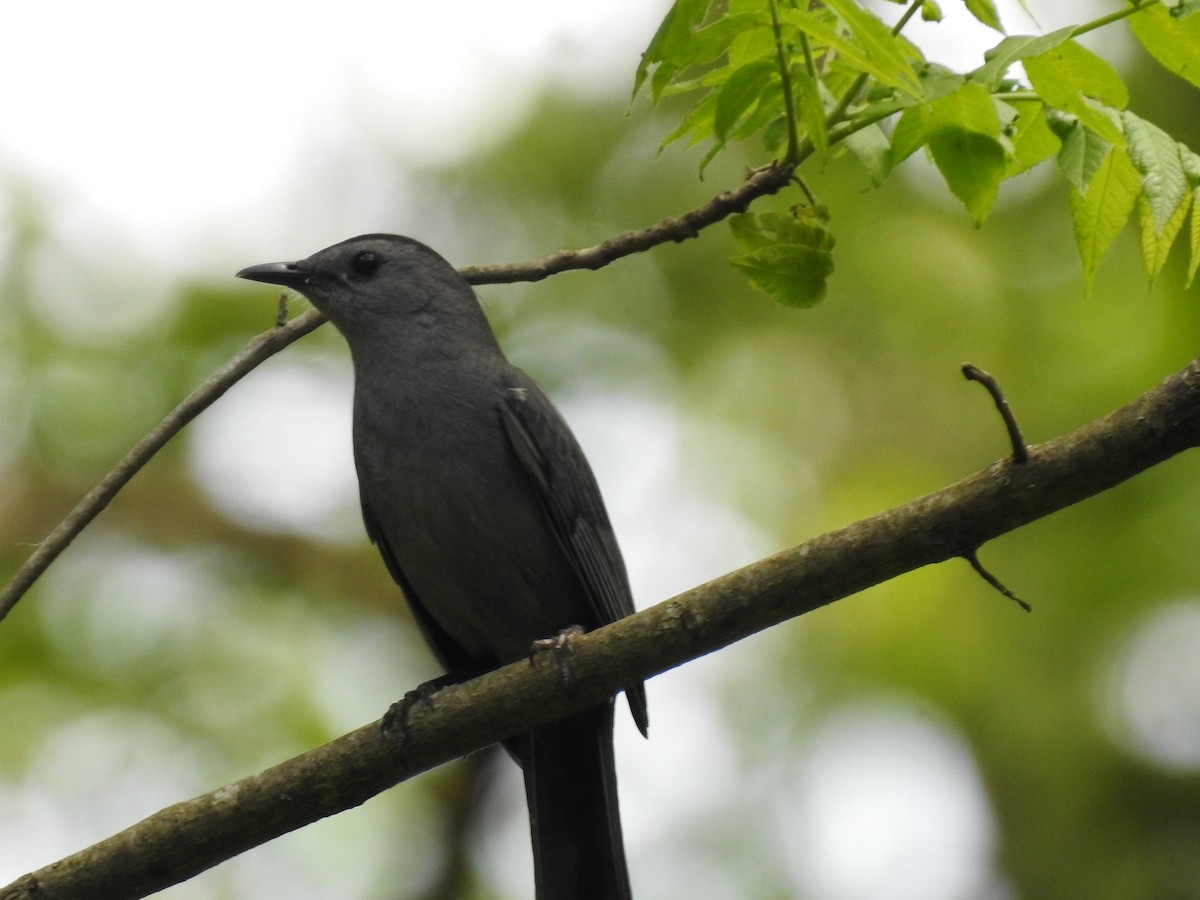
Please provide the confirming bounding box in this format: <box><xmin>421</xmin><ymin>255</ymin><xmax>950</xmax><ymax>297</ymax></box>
<box><xmin>381</xmin><ymin>671</ymin><xmax>465</xmax><ymax>763</ymax></box>
<box><xmin>529</xmin><ymin>625</ymin><xmax>586</xmax><ymax>690</ymax></box>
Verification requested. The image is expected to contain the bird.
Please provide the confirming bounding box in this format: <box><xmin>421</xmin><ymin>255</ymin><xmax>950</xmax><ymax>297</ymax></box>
<box><xmin>237</xmin><ymin>234</ymin><xmax>648</xmax><ymax>899</ymax></box>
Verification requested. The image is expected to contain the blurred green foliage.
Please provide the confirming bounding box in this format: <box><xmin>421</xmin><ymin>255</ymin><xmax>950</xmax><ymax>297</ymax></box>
<box><xmin>638</xmin><ymin>0</ymin><xmax>1200</xmax><ymax>304</ymax></box>
<box><xmin>4</xmin><ymin>9</ymin><xmax>1200</xmax><ymax>900</ymax></box>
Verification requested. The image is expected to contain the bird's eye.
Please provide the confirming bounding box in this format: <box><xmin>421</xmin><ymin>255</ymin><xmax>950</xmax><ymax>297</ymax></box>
<box><xmin>351</xmin><ymin>251</ymin><xmax>380</xmax><ymax>277</ymax></box>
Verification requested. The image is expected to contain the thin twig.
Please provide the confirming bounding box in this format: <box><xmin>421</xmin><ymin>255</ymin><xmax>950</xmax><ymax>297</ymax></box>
<box><xmin>274</xmin><ymin>294</ymin><xmax>289</xmax><ymax>328</ymax></box>
<box><xmin>0</xmin><ymin>163</ymin><xmax>797</xmax><ymax>624</ymax></box>
<box><xmin>964</xmin><ymin>548</ymin><xmax>1032</xmax><ymax>612</ymax></box>
<box><xmin>459</xmin><ymin>163</ymin><xmax>793</xmax><ymax>284</ymax></box>
<box><xmin>0</xmin><ymin>309</ymin><xmax>327</xmax><ymax>623</ymax></box>
<box><xmin>9</xmin><ymin>353</ymin><xmax>1200</xmax><ymax>899</ymax></box>
<box><xmin>962</xmin><ymin>363</ymin><xmax>1028</xmax><ymax>464</ymax></box>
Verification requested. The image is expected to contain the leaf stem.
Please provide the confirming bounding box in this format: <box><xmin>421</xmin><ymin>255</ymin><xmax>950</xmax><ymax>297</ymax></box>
<box><xmin>994</xmin><ymin>90</ymin><xmax>1040</xmax><ymax>102</ymax></box>
<box><xmin>799</xmin><ymin>31</ymin><xmax>817</xmax><ymax>79</ymax></box>
<box><xmin>822</xmin><ymin>0</ymin><xmax>924</xmax><ymax>139</ymax></box>
<box><xmin>768</xmin><ymin>0</ymin><xmax>802</xmax><ymax>166</ymax></box>
<box><xmin>1071</xmin><ymin>1</ymin><xmax>1151</xmax><ymax>40</ymax></box>
<box><xmin>892</xmin><ymin>0</ymin><xmax>925</xmax><ymax>35</ymax></box>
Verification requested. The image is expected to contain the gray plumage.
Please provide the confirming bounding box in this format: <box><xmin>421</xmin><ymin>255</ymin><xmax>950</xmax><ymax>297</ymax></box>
<box><xmin>237</xmin><ymin>233</ymin><xmax>646</xmax><ymax>899</ymax></box>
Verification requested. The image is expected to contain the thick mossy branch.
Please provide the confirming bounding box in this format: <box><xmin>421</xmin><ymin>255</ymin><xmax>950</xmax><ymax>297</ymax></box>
<box><xmin>6</xmin><ymin>355</ymin><xmax>1200</xmax><ymax>900</ymax></box>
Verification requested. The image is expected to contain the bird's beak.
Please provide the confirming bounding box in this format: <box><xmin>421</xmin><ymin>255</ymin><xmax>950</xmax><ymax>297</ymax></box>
<box><xmin>236</xmin><ymin>261</ymin><xmax>312</xmax><ymax>289</ymax></box>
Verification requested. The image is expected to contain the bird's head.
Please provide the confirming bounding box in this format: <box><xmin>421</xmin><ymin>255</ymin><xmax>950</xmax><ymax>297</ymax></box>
<box><xmin>237</xmin><ymin>234</ymin><xmax>489</xmax><ymax>343</ymax></box>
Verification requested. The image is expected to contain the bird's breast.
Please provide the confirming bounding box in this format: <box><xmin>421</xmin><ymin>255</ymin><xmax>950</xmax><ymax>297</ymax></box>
<box><xmin>351</xmin><ymin>382</ymin><xmax>586</xmax><ymax>663</ymax></box>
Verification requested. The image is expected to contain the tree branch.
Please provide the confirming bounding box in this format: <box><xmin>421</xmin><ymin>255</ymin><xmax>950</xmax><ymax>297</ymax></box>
<box><xmin>0</xmin><ymin>308</ymin><xmax>325</xmax><ymax>621</ymax></box>
<box><xmin>0</xmin><ymin>163</ymin><xmax>795</xmax><ymax>624</ymax></box>
<box><xmin>6</xmin><ymin>355</ymin><xmax>1200</xmax><ymax>900</ymax></box>
<box><xmin>457</xmin><ymin>162</ymin><xmax>793</xmax><ymax>284</ymax></box>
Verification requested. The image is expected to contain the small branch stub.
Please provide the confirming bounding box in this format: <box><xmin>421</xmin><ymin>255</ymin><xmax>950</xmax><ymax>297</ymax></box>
<box><xmin>965</xmin><ymin>548</ymin><xmax>1032</xmax><ymax>612</ymax></box>
<box><xmin>962</xmin><ymin>363</ymin><xmax>1028</xmax><ymax>464</ymax></box>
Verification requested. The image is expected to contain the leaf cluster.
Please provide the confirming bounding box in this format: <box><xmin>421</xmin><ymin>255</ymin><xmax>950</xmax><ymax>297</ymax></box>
<box><xmin>636</xmin><ymin>0</ymin><xmax>1200</xmax><ymax>303</ymax></box>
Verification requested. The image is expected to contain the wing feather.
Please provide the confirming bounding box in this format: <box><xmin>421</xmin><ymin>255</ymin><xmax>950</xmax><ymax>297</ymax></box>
<box><xmin>497</xmin><ymin>378</ymin><xmax>648</xmax><ymax>735</ymax></box>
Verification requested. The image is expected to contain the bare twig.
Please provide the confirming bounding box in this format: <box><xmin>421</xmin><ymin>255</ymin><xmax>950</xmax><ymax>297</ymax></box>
<box><xmin>6</xmin><ymin>354</ymin><xmax>1200</xmax><ymax>899</ymax></box>
<box><xmin>964</xmin><ymin>548</ymin><xmax>1032</xmax><ymax>612</ymax></box>
<box><xmin>458</xmin><ymin>163</ymin><xmax>793</xmax><ymax>284</ymax></box>
<box><xmin>0</xmin><ymin>164</ymin><xmax>797</xmax><ymax>624</ymax></box>
<box><xmin>963</xmin><ymin>363</ymin><xmax>1028</xmax><ymax>463</ymax></box>
<box><xmin>0</xmin><ymin>308</ymin><xmax>326</xmax><ymax>622</ymax></box>
<box><xmin>274</xmin><ymin>293</ymin><xmax>289</xmax><ymax>328</ymax></box>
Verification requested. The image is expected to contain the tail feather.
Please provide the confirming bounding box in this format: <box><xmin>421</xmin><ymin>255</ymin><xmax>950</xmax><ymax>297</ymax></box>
<box><xmin>514</xmin><ymin>702</ymin><xmax>631</xmax><ymax>900</ymax></box>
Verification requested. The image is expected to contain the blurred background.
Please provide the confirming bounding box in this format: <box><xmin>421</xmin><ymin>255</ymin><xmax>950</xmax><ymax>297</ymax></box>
<box><xmin>3</xmin><ymin>1</ymin><xmax>1200</xmax><ymax>898</ymax></box>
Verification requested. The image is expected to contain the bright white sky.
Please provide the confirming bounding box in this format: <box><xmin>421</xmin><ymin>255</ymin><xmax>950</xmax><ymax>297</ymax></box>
<box><xmin>0</xmin><ymin>0</ymin><xmax>1107</xmax><ymax>268</ymax></box>
<box><xmin>0</xmin><ymin>0</ymin><xmax>668</xmax><ymax>267</ymax></box>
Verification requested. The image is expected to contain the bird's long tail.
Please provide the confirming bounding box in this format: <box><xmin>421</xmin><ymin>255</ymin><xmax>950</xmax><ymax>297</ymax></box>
<box><xmin>516</xmin><ymin>702</ymin><xmax>632</xmax><ymax>900</ymax></box>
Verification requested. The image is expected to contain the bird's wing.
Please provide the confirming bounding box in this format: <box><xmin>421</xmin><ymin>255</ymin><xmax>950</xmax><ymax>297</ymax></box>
<box><xmin>497</xmin><ymin>380</ymin><xmax>633</xmax><ymax>628</ymax></box>
<box><xmin>498</xmin><ymin>376</ymin><xmax>648</xmax><ymax>735</ymax></box>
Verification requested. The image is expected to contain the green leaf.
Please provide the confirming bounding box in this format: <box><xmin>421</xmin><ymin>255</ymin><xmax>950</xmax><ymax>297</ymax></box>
<box><xmin>993</xmin><ymin>97</ymin><xmax>1019</xmax><ymax>155</ymax></box>
<box><xmin>924</xmin><ymin>82</ymin><xmax>1005</xmax><ymax>223</ymax></box>
<box><xmin>634</xmin><ymin>0</ymin><xmax>714</xmax><ymax>100</ymax></box>
<box><xmin>1056</xmin><ymin>121</ymin><xmax>1112</xmax><ymax>193</ymax></box>
<box><xmin>1002</xmin><ymin>100</ymin><xmax>1061</xmax><ymax>178</ymax></box>
<box><xmin>929</xmin><ymin>128</ymin><xmax>1007</xmax><ymax>224</ymax></box>
<box><xmin>889</xmin><ymin>105</ymin><xmax>930</xmax><ymax>165</ymax></box>
<box><xmin>729</xmin><ymin>211</ymin><xmax>836</xmax><ymax>307</ymax></box>
<box><xmin>637</xmin><ymin>8</ymin><xmax>769</xmax><ymax>102</ymax></box>
<box><xmin>848</xmin><ymin>65</ymin><xmax>964</xmax><ymax>144</ymax></box>
<box><xmin>762</xmin><ymin>116</ymin><xmax>790</xmax><ymax>155</ymax></box>
<box><xmin>970</xmin><ymin>27</ymin><xmax>1076</xmax><ymax>90</ymax></box>
<box><xmin>794</xmin><ymin>65</ymin><xmax>830</xmax><ymax>164</ymax></box>
<box><xmin>1190</xmin><ymin>191</ymin><xmax>1200</xmax><ymax>286</ymax></box>
<box><xmin>726</xmin><ymin>12</ymin><xmax>778</xmax><ymax>69</ymax></box>
<box><xmin>1024</xmin><ymin>39</ymin><xmax>1129</xmax><ymax>144</ymax></box>
<box><xmin>659</xmin><ymin>90</ymin><xmax>719</xmax><ymax>151</ymax></box>
<box><xmin>1182</xmin><ymin>147</ymin><xmax>1200</xmax><ymax>187</ymax></box>
<box><xmin>822</xmin><ymin>0</ymin><xmax>925</xmax><ymax>94</ymax></box>
<box><xmin>1137</xmin><ymin>191</ymin><xmax>1191</xmax><ymax>282</ymax></box>
<box><xmin>729</xmin><ymin>210</ymin><xmax>773</xmax><ymax>251</ymax></box>
<box><xmin>927</xmin><ymin>79</ymin><xmax>1001</xmax><ymax>136</ymax></box>
<box><xmin>921</xmin><ymin>0</ymin><xmax>944</xmax><ymax>22</ymax></box>
<box><xmin>730</xmin><ymin>244</ymin><xmax>836</xmax><ymax>307</ymax></box>
<box><xmin>1183</xmin><ymin>149</ymin><xmax>1200</xmax><ymax>286</ymax></box>
<box><xmin>964</xmin><ymin>0</ymin><xmax>1005</xmax><ymax>33</ymax></box>
<box><xmin>1027</xmin><ymin>38</ymin><xmax>1128</xmax><ymax>108</ymax></box>
<box><xmin>1122</xmin><ymin>111</ymin><xmax>1188</xmax><ymax>233</ymax></box>
<box><xmin>1129</xmin><ymin>1</ymin><xmax>1200</xmax><ymax>91</ymax></box>
<box><xmin>843</xmin><ymin>122</ymin><xmax>892</xmax><ymax>185</ymax></box>
<box><xmin>885</xmin><ymin>75</ymin><xmax>983</xmax><ymax>164</ymax></box>
<box><xmin>780</xmin><ymin>6</ymin><xmax>922</xmax><ymax>97</ymax></box>
<box><xmin>715</xmin><ymin>60</ymin><xmax>778</xmax><ymax>140</ymax></box>
<box><xmin>1068</xmin><ymin>145</ymin><xmax>1140</xmax><ymax>296</ymax></box>
<box><xmin>919</xmin><ymin>65</ymin><xmax>972</xmax><ymax>103</ymax></box>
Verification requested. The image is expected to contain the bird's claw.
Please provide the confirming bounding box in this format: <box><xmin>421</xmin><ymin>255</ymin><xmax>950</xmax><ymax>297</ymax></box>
<box><xmin>530</xmin><ymin>625</ymin><xmax>585</xmax><ymax>690</ymax></box>
<box><xmin>381</xmin><ymin>674</ymin><xmax>458</xmax><ymax>764</ymax></box>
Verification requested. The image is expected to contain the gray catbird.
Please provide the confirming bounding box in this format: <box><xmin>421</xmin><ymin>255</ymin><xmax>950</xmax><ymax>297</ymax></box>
<box><xmin>238</xmin><ymin>234</ymin><xmax>647</xmax><ymax>899</ymax></box>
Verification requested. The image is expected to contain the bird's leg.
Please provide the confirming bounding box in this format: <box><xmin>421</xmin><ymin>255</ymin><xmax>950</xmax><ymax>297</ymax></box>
<box><xmin>530</xmin><ymin>625</ymin><xmax>586</xmax><ymax>690</ymax></box>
